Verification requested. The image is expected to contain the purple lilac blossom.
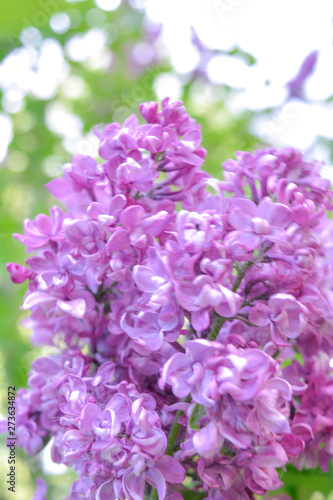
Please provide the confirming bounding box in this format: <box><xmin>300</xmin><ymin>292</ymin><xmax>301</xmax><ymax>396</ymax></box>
<box><xmin>3</xmin><ymin>98</ymin><xmax>333</xmax><ymax>499</ymax></box>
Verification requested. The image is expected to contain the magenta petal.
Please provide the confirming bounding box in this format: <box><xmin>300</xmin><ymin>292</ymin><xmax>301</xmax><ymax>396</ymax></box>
<box><xmin>265</xmin><ymin>378</ymin><xmax>292</xmax><ymax>400</ymax></box>
<box><xmin>79</xmin><ymin>403</ymin><xmax>102</xmax><ymax>431</ymax></box>
<box><xmin>253</xmin><ymin>442</ymin><xmax>288</xmax><ymax>468</ymax></box>
<box><xmin>106</xmin><ymin>229</ymin><xmax>130</xmax><ymax>252</ymax></box>
<box><xmin>132</xmin><ymin>427</ymin><xmax>167</xmax><ymax>456</ymax></box>
<box><xmin>57</xmin><ymin>298</ymin><xmax>86</xmax><ymax>318</ymax></box>
<box><xmin>258</xmin><ymin>197</ymin><xmax>291</xmax><ymax>228</ymax></box>
<box><xmin>165</xmin><ymin>493</ymin><xmax>184</xmax><ymax>500</ymax></box>
<box><xmin>123</xmin><ymin>469</ymin><xmax>145</xmax><ymax>500</ymax></box>
<box><xmin>133</xmin><ymin>265</ymin><xmax>158</xmax><ymax>293</ymax></box>
<box><xmin>191</xmin><ymin>309</ymin><xmax>210</xmax><ymax>332</ymax></box>
<box><xmin>279</xmin><ymin>433</ymin><xmax>304</xmax><ymax>457</ymax></box>
<box><xmin>154</xmin><ymin>455</ymin><xmax>186</xmax><ymax>484</ymax></box>
<box><xmin>141</xmin><ymin>211</ymin><xmax>171</xmax><ymax>236</ymax></box>
<box><xmin>45</xmin><ymin>178</ymin><xmax>73</xmax><ymax>199</ymax></box>
<box><xmin>243</xmin><ymin>466</ymin><xmax>267</xmax><ymax>495</ymax></box>
<box><xmin>193</xmin><ymin>420</ymin><xmax>224</xmax><ymax>458</ymax></box>
<box><xmin>271</xmin><ymin>324</ymin><xmax>291</xmax><ymax>347</ymax></box>
<box><xmin>106</xmin><ymin>393</ymin><xmax>130</xmax><ymax>421</ymax></box>
<box><xmin>120</xmin><ymin>205</ymin><xmax>144</xmax><ymax>230</ymax></box>
<box><xmin>32</xmin><ymin>477</ymin><xmax>47</xmax><ymax>500</ymax></box>
<box><xmin>96</xmin><ymin>480</ymin><xmax>116</xmax><ymax>500</ymax></box>
<box><xmin>62</xmin><ymin>429</ymin><xmax>92</xmax><ymax>460</ymax></box>
<box><xmin>248</xmin><ymin>302</ymin><xmax>270</xmax><ymax>326</ymax></box>
<box><xmin>21</xmin><ymin>291</ymin><xmax>55</xmax><ymax>309</ymax></box>
<box><xmin>229</xmin><ymin>199</ymin><xmax>256</xmax><ymax>230</ymax></box>
<box><xmin>218</xmin><ymin>422</ymin><xmax>251</xmax><ymax>449</ymax></box>
<box><xmin>291</xmin><ymin>423</ymin><xmax>313</xmax><ymax>442</ymax></box>
<box><xmin>145</xmin><ymin>468</ymin><xmax>167</xmax><ymax>500</ymax></box>
<box><xmin>214</xmin><ymin>286</ymin><xmax>241</xmax><ymax>317</ymax></box>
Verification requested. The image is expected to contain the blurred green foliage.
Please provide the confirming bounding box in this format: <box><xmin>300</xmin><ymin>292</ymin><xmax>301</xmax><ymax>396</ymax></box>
<box><xmin>0</xmin><ymin>1</ymin><xmax>332</xmax><ymax>499</ymax></box>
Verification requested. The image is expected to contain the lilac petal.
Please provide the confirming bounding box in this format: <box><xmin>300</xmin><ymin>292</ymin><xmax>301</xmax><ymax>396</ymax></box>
<box><xmin>214</xmin><ymin>286</ymin><xmax>242</xmax><ymax>317</ymax></box>
<box><xmin>154</xmin><ymin>455</ymin><xmax>186</xmax><ymax>484</ymax></box>
<box><xmin>123</xmin><ymin>469</ymin><xmax>145</xmax><ymax>500</ymax></box>
<box><xmin>248</xmin><ymin>303</ymin><xmax>270</xmax><ymax>326</ymax></box>
<box><xmin>182</xmin><ymin>127</ymin><xmax>202</xmax><ymax>147</ymax></box>
<box><xmin>133</xmin><ymin>427</ymin><xmax>167</xmax><ymax>456</ymax></box>
<box><xmin>32</xmin><ymin>477</ymin><xmax>47</xmax><ymax>500</ymax></box>
<box><xmin>271</xmin><ymin>324</ymin><xmax>291</xmax><ymax>347</ymax></box>
<box><xmin>229</xmin><ymin>199</ymin><xmax>257</xmax><ymax>230</ymax></box>
<box><xmin>57</xmin><ymin>298</ymin><xmax>86</xmax><ymax>318</ymax></box>
<box><xmin>174</xmin><ymin>281</ymin><xmax>200</xmax><ymax>311</ymax></box>
<box><xmin>253</xmin><ymin>442</ymin><xmax>288</xmax><ymax>468</ymax></box>
<box><xmin>109</xmin><ymin>194</ymin><xmax>127</xmax><ymax>214</ymax></box>
<box><xmin>243</xmin><ymin>466</ymin><xmax>267</xmax><ymax>495</ymax></box>
<box><xmin>106</xmin><ymin>393</ymin><xmax>131</xmax><ymax>422</ymax></box>
<box><xmin>106</xmin><ymin>229</ymin><xmax>130</xmax><ymax>252</ymax></box>
<box><xmin>258</xmin><ymin>197</ymin><xmax>291</xmax><ymax>228</ymax></box>
<box><xmin>228</xmin><ymin>210</ymin><xmax>253</xmax><ymax>232</ymax></box>
<box><xmin>141</xmin><ymin>211</ymin><xmax>171</xmax><ymax>236</ymax></box>
<box><xmin>219</xmin><ymin>422</ymin><xmax>251</xmax><ymax>449</ymax></box>
<box><xmin>94</xmin><ymin>408</ymin><xmax>121</xmax><ymax>438</ymax></box>
<box><xmin>191</xmin><ymin>309</ymin><xmax>210</xmax><ymax>331</ymax></box>
<box><xmin>79</xmin><ymin>403</ymin><xmax>102</xmax><ymax>431</ymax></box>
<box><xmin>265</xmin><ymin>378</ymin><xmax>292</xmax><ymax>401</ymax></box>
<box><xmin>279</xmin><ymin>432</ymin><xmax>304</xmax><ymax>457</ymax></box>
<box><xmin>120</xmin><ymin>205</ymin><xmax>144</xmax><ymax>230</ymax></box>
<box><xmin>21</xmin><ymin>292</ymin><xmax>55</xmax><ymax>309</ymax></box>
<box><xmin>45</xmin><ymin>177</ymin><xmax>73</xmax><ymax>199</ymax></box>
<box><xmin>145</xmin><ymin>468</ymin><xmax>167</xmax><ymax>500</ymax></box>
<box><xmin>186</xmin><ymin>339</ymin><xmax>221</xmax><ymax>361</ymax></box>
<box><xmin>123</xmin><ymin>113</ymin><xmax>139</xmax><ymax>130</ymax></box>
<box><xmin>193</xmin><ymin>420</ymin><xmax>224</xmax><ymax>458</ymax></box>
<box><xmin>291</xmin><ymin>423</ymin><xmax>313</xmax><ymax>442</ymax></box>
<box><xmin>62</xmin><ymin>429</ymin><xmax>92</xmax><ymax>460</ymax></box>
<box><xmin>31</xmin><ymin>356</ymin><xmax>60</xmax><ymax>375</ymax></box>
<box><xmin>160</xmin><ymin>352</ymin><xmax>192</xmax><ymax>397</ymax></box>
<box><xmin>133</xmin><ymin>265</ymin><xmax>163</xmax><ymax>293</ymax></box>
<box><xmin>96</xmin><ymin>480</ymin><xmax>117</xmax><ymax>500</ymax></box>
<box><xmin>165</xmin><ymin>493</ymin><xmax>184</xmax><ymax>500</ymax></box>
<box><xmin>0</xmin><ymin>419</ymin><xmax>8</xmax><ymax>432</ymax></box>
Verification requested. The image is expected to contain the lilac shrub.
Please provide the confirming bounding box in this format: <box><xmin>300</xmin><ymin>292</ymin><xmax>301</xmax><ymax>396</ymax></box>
<box><xmin>5</xmin><ymin>98</ymin><xmax>333</xmax><ymax>499</ymax></box>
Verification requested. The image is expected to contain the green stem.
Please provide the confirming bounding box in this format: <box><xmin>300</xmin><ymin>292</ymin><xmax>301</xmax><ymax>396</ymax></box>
<box><xmin>208</xmin><ymin>315</ymin><xmax>227</xmax><ymax>341</ymax></box>
<box><xmin>149</xmin><ymin>487</ymin><xmax>159</xmax><ymax>500</ymax></box>
<box><xmin>165</xmin><ymin>409</ymin><xmax>183</xmax><ymax>456</ymax></box>
<box><xmin>165</xmin><ymin>395</ymin><xmax>191</xmax><ymax>456</ymax></box>
<box><xmin>232</xmin><ymin>260</ymin><xmax>253</xmax><ymax>293</ymax></box>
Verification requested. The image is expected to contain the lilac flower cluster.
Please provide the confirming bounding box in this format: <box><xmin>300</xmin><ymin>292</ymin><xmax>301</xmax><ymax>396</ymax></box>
<box><xmin>5</xmin><ymin>98</ymin><xmax>333</xmax><ymax>499</ymax></box>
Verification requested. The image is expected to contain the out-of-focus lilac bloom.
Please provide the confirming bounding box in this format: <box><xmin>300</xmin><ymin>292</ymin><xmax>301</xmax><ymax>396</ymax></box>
<box><xmin>286</xmin><ymin>50</ymin><xmax>318</xmax><ymax>100</ymax></box>
<box><xmin>32</xmin><ymin>477</ymin><xmax>47</xmax><ymax>500</ymax></box>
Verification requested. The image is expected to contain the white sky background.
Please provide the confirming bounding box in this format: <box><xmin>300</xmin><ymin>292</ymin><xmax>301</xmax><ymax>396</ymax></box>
<box><xmin>1</xmin><ymin>0</ymin><xmax>333</xmax><ymax>169</ymax></box>
<box><xmin>145</xmin><ymin>0</ymin><xmax>333</xmax><ymax>167</ymax></box>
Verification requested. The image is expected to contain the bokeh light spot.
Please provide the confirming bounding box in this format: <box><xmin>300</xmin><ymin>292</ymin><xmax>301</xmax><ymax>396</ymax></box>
<box><xmin>94</xmin><ymin>0</ymin><xmax>122</xmax><ymax>12</ymax></box>
<box><xmin>50</xmin><ymin>12</ymin><xmax>71</xmax><ymax>34</ymax></box>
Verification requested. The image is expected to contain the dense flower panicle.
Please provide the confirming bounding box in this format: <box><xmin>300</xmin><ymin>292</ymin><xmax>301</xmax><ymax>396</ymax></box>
<box><xmin>4</xmin><ymin>99</ymin><xmax>333</xmax><ymax>499</ymax></box>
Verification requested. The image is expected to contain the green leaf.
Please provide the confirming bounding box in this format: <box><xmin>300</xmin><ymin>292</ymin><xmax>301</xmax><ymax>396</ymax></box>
<box><xmin>182</xmin><ymin>491</ymin><xmax>205</xmax><ymax>500</ymax></box>
<box><xmin>189</xmin><ymin>403</ymin><xmax>206</xmax><ymax>430</ymax></box>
